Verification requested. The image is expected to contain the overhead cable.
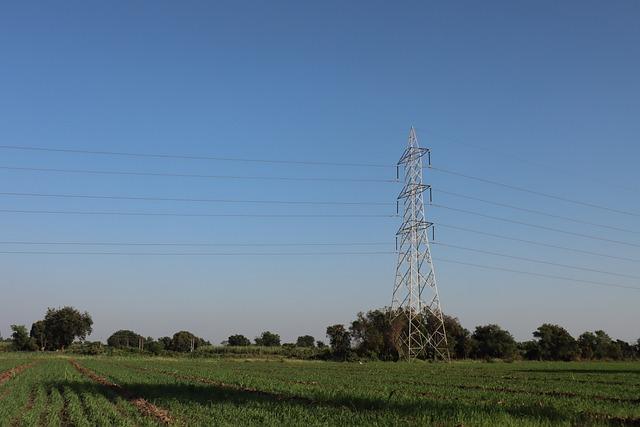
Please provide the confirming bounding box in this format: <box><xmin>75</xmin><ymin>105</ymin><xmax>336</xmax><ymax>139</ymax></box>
<box><xmin>435</xmin><ymin>188</ymin><xmax>640</xmax><ymax>234</ymax></box>
<box><xmin>431</xmin><ymin>204</ymin><xmax>640</xmax><ymax>249</ymax></box>
<box><xmin>0</xmin><ymin>165</ymin><xmax>396</xmax><ymax>183</ymax></box>
<box><xmin>0</xmin><ymin>208</ymin><xmax>396</xmax><ymax>218</ymax></box>
<box><xmin>0</xmin><ymin>191</ymin><xmax>393</xmax><ymax>206</ymax></box>
<box><xmin>0</xmin><ymin>241</ymin><xmax>390</xmax><ymax>247</ymax></box>
<box><xmin>434</xmin><ymin>258</ymin><xmax>640</xmax><ymax>291</ymax></box>
<box><xmin>0</xmin><ymin>144</ymin><xmax>391</xmax><ymax>168</ymax></box>
<box><xmin>430</xmin><ymin>166</ymin><xmax>640</xmax><ymax>218</ymax></box>
<box><xmin>0</xmin><ymin>250</ymin><xmax>396</xmax><ymax>256</ymax></box>
<box><xmin>434</xmin><ymin>222</ymin><xmax>640</xmax><ymax>264</ymax></box>
<box><xmin>432</xmin><ymin>241</ymin><xmax>640</xmax><ymax>280</ymax></box>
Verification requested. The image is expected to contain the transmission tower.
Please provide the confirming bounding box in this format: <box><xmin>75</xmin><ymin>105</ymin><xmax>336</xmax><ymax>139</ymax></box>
<box><xmin>391</xmin><ymin>127</ymin><xmax>449</xmax><ymax>361</ymax></box>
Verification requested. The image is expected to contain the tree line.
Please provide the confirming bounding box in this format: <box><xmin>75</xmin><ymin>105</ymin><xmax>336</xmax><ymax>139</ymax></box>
<box><xmin>325</xmin><ymin>308</ymin><xmax>640</xmax><ymax>361</ymax></box>
<box><xmin>5</xmin><ymin>306</ymin><xmax>639</xmax><ymax>361</ymax></box>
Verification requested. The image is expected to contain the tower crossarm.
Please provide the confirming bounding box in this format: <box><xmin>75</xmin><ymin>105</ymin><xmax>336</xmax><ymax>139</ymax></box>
<box><xmin>396</xmin><ymin>220</ymin><xmax>433</xmax><ymax>236</ymax></box>
<box><xmin>397</xmin><ymin>146</ymin><xmax>430</xmax><ymax>166</ymax></box>
<box><xmin>398</xmin><ymin>183</ymin><xmax>431</xmax><ymax>200</ymax></box>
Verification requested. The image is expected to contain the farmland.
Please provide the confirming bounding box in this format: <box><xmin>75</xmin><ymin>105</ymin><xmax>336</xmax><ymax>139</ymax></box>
<box><xmin>0</xmin><ymin>354</ymin><xmax>639</xmax><ymax>426</ymax></box>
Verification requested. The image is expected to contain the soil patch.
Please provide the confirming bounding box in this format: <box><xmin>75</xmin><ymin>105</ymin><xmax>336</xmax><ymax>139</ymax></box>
<box><xmin>0</xmin><ymin>363</ymin><xmax>34</xmax><ymax>387</ymax></box>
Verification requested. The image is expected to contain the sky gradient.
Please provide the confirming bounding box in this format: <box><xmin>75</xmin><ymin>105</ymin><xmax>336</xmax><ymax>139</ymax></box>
<box><xmin>1</xmin><ymin>1</ymin><xmax>639</xmax><ymax>344</ymax></box>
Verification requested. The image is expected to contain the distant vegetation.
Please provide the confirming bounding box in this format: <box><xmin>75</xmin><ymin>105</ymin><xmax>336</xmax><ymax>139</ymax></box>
<box><xmin>5</xmin><ymin>306</ymin><xmax>639</xmax><ymax>361</ymax></box>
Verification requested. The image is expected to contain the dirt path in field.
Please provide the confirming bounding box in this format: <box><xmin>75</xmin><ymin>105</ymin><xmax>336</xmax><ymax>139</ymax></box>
<box><xmin>0</xmin><ymin>363</ymin><xmax>34</xmax><ymax>388</ymax></box>
<box><xmin>39</xmin><ymin>388</ymin><xmax>52</xmax><ymax>426</ymax></box>
<box><xmin>0</xmin><ymin>363</ymin><xmax>35</xmax><ymax>404</ymax></box>
<box><xmin>59</xmin><ymin>387</ymin><xmax>70</xmax><ymax>427</ymax></box>
<box><xmin>69</xmin><ymin>359</ymin><xmax>173</xmax><ymax>425</ymax></box>
<box><xmin>9</xmin><ymin>387</ymin><xmax>37</xmax><ymax>427</ymax></box>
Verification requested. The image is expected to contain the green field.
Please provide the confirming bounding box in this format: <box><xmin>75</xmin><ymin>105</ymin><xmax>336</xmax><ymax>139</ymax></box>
<box><xmin>0</xmin><ymin>354</ymin><xmax>639</xmax><ymax>426</ymax></box>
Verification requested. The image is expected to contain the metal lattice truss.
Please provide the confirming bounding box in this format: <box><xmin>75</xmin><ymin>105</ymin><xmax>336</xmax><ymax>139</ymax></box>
<box><xmin>391</xmin><ymin>127</ymin><xmax>450</xmax><ymax>361</ymax></box>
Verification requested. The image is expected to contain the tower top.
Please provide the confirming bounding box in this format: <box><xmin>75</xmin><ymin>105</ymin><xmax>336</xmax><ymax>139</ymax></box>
<box><xmin>408</xmin><ymin>126</ymin><xmax>419</xmax><ymax>148</ymax></box>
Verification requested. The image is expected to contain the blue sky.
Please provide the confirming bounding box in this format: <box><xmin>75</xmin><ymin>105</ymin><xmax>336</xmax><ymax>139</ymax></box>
<box><xmin>1</xmin><ymin>1</ymin><xmax>639</xmax><ymax>343</ymax></box>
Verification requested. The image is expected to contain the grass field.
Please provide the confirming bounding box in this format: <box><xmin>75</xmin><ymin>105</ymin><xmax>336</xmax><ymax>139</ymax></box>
<box><xmin>0</xmin><ymin>354</ymin><xmax>639</xmax><ymax>426</ymax></box>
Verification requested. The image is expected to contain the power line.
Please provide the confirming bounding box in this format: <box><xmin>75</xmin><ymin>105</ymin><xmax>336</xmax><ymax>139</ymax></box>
<box><xmin>0</xmin><ymin>250</ymin><xmax>396</xmax><ymax>256</ymax></box>
<box><xmin>432</xmin><ymin>241</ymin><xmax>640</xmax><ymax>280</ymax></box>
<box><xmin>431</xmin><ymin>203</ymin><xmax>640</xmax><ymax>249</ymax></box>
<box><xmin>434</xmin><ymin>222</ymin><xmax>640</xmax><ymax>264</ymax></box>
<box><xmin>434</xmin><ymin>257</ymin><xmax>640</xmax><ymax>291</ymax></box>
<box><xmin>0</xmin><ymin>165</ymin><xmax>396</xmax><ymax>183</ymax></box>
<box><xmin>0</xmin><ymin>191</ymin><xmax>393</xmax><ymax>207</ymax></box>
<box><xmin>0</xmin><ymin>144</ymin><xmax>392</xmax><ymax>168</ymax></box>
<box><xmin>430</xmin><ymin>166</ymin><xmax>640</xmax><ymax>218</ymax></box>
<box><xmin>417</xmin><ymin>128</ymin><xmax>639</xmax><ymax>195</ymax></box>
<box><xmin>0</xmin><ymin>208</ymin><xmax>396</xmax><ymax>218</ymax></box>
<box><xmin>435</xmin><ymin>188</ymin><xmax>640</xmax><ymax>234</ymax></box>
<box><xmin>0</xmin><ymin>240</ymin><xmax>390</xmax><ymax>247</ymax></box>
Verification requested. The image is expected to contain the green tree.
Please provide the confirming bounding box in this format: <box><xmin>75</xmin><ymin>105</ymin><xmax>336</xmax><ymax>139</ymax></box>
<box><xmin>577</xmin><ymin>331</ymin><xmax>597</xmax><ymax>359</ymax></box>
<box><xmin>579</xmin><ymin>330</ymin><xmax>620</xmax><ymax>360</ymax></box>
<box><xmin>326</xmin><ymin>324</ymin><xmax>351</xmax><ymax>360</ymax></box>
<box><xmin>594</xmin><ymin>330</ymin><xmax>617</xmax><ymax>359</ymax></box>
<box><xmin>170</xmin><ymin>331</ymin><xmax>205</xmax><ymax>352</ymax></box>
<box><xmin>519</xmin><ymin>340</ymin><xmax>541</xmax><ymax>360</ymax></box>
<box><xmin>442</xmin><ymin>315</ymin><xmax>473</xmax><ymax>359</ymax></box>
<box><xmin>533</xmin><ymin>324</ymin><xmax>578</xmax><ymax>361</ymax></box>
<box><xmin>107</xmin><ymin>330</ymin><xmax>143</xmax><ymax>349</ymax></box>
<box><xmin>11</xmin><ymin>325</ymin><xmax>37</xmax><ymax>351</ymax></box>
<box><xmin>471</xmin><ymin>324</ymin><xmax>517</xmax><ymax>359</ymax></box>
<box><xmin>227</xmin><ymin>334</ymin><xmax>251</xmax><ymax>346</ymax></box>
<box><xmin>316</xmin><ymin>340</ymin><xmax>326</xmax><ymax>348</ymax></box>
<box><xmin>616</xmin><ymin>340</ymin><xmax>635</xmax><ymax>359</ymax></box>
<box><xmin>146</xmin><ymin>340</ymin><xmax>164</xmax><ymax>355</ymax></box>
<box><xmin>158</xmin><ymin>336</ymin><xmax>172</xmax><ymax>349</ymax></box>
<box><xmin>42</xmin><ymin>307</ymin><xmax>93</xmax><ymax>350</ymax></box>
<box><xmin>30</xmin><ymin>320</ymin><xmax>47</xmax><ymax>351</ymax></box>
<box><xmin>350</xmin><ymin>309</ymin><xmax>396</xmax><ymax>360</ymax></box>
<box><xmin>296</xmin><ymin>335</ymin><xmax>315</xmax><ymax>347</ymax></box>
<box><xmin>254</xmin><ymin>331</ymin><xmax>280</xmax><ymax>347</ymax></box>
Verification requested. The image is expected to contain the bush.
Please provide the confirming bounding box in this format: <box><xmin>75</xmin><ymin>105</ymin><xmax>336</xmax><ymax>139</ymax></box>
<box><xmin>83</xmin><ymin>341</ymin><xmax>105</xmax><ymax>355</ymax></box>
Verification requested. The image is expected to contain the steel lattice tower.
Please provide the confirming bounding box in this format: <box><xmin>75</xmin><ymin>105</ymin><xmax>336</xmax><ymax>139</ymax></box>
<box><xmin>391</xmin><ymin>127</ymin><xmax>450</xmax><ymax>361</ymax></box>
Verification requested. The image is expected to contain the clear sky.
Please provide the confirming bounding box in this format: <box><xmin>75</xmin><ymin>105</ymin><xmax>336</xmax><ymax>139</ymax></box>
<box><xmin>1</xmin><ymin>1</ymin><xmax>639</xmax><ymax>344</ymax></box>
